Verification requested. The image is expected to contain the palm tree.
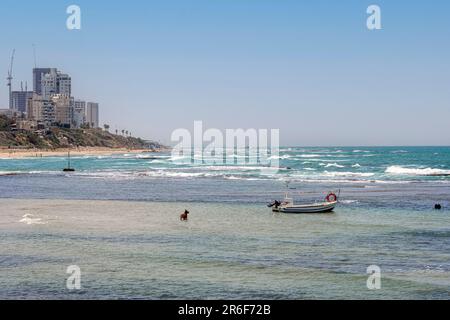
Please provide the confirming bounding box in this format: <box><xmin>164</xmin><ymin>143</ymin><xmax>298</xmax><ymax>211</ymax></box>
<box><xmin>104</xmin><ymin>124</ymin><xmax>110</xmax><ymax>132</ymax></box>
<box><xmin>125</xmin><ymin>130</ymin><xmax>129</xmax><ymax>137</ymax></box>
<box><xmin>121</xmin><ymin>129</ymin><xmax>125</xmax><ymax>136</ymax></box>
<box><xmin>115</xmin><ymin>129</ymin><xmax>118</xmax><ymax>135</ymax></box>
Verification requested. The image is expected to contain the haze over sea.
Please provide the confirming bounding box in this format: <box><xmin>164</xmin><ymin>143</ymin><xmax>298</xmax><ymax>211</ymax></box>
<box><xmin>1</xmin><ymin>146</ymin><xmax>449</xmax><ymax>299</ymax></box>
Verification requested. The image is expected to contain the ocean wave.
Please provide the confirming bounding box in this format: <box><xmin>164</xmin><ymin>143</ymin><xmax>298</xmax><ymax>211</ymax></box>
<box><xmin>19</xmin><ymin>214</ymin><xmax>46</xmax><ymax>225</ymax></box>
<box><xmin>224</xmin><ymin>176</ymin><xmax>267</xmax><ymax>181</ymax></box>
<box><xmin>324</xmin><ymin>163</ymin><xmax>345</xmax><ymax>168</ymax></box>
<box><xmin>149</xmin><ymin>159</ymin><xmax>167</xmax><ymax>164</ymax></box>
<box><xmin>352</xmin><ymin>164</ymin><xmax>361</xmax><ymax>168</ymax></box>
<box><xmin>323</xmin><ymin>171</ymin><xmax>375</xmax><ymax>178</ymax></box>
<box><xmin>0</xmin><ymin>171</ymin><xmax>22</xmax><ymax>176</ymax></box>
<box><xmin>297</xmin><ymin>159</ymin><xmax>347</xmax><ymax>163</ymax></box>
<box><xmin>386</xmin><ymin>166</ymin><xmax>450</xmax><ymax>176</ymax></box>
<box><xmin>268</xmin><ymin>155</ymin><xmax>291</xmax><ymax>160</ymax></box>
<box><xmin>340</xmin><ymin>200</ymin><xmax>359</xmax><ymax>204</ymax></box>
<box><xmin>297</xmin><ymin>154</ymin><xmax>322</xmax><ymax>158</ymax></box>
<box><xmin>200</xmin><ymin>165</ymin><xmax>267</xmax><ymax>171</ymax></box>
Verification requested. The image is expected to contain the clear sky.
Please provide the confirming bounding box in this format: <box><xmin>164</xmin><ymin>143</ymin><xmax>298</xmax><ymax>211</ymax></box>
<box><xmin>1</xmin><ymin>0</ymin><xmax>449</xmax><ymax>146</ymax></box>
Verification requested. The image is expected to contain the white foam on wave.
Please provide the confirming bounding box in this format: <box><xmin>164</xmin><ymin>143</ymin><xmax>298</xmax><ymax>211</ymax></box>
<box><xmin>19</xmin><ymin>214</ymin><xmax>46</xmax><ymax>225</ymax></box>
<box><xmin>298</xmin><ymin>154</ymin><xmax>322</xmax><ymax>158</ymax></box>
<box><xmin>386</xmin><ymin>166</ymin><xmax>450</xmax><ymax>176</ymax></box>
<box><xmin>224</xmin><ymin>176</ymin><xmax>266</xmax><ymax>181</ymax></box>
<box><xmin>0</xmin><ymin>171</ymin><xmax>22</xmax><ymax>176</ymax></box>
<box><xmin>169</xmin><ymin>155</ymin><xmax>188</xmax><ymax>162</ymax></box>
<box><xmin>324</xmin><ymin>171</ymin><xmax>375</xmax><ymax>177</ymax></box>
<box><xmin>352</xmin><ymin>163</ymin><xmax>361</xmax><ymax>168</ymax></box>
<box><xmin>149</xmin><ymin>159</ymin><xmax>166</xmax><ymax>164</ymax></box>
<box><xmin>200</xmin><ymin>165</ymin><xmax>266</xmax><ymax>171</ymax></box>
<box><xmin>324</xmin><ymin>163</ymin><xmax>345</xmax><ymax>168</ymax></box>
<box><xmin>340</xmin><ymin>200</ymin><xmax>359</xmax><ymax>204</ymax></box>
<box><xmin>268</xmin><ymin>155</ymin><xmax>291</xmax><ymax>160</ymax></box>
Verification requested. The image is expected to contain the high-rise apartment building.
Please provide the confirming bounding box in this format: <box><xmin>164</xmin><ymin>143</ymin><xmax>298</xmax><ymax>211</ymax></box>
<box><xmin>32</xmin><ymin>68</ymin><xmax>52</xmax><ymax>95</ymax></box>
<box><xmin>86</xmin><ymin>102</ymin><xmax>99</xmax><ymax>128</ymax></box>
<box><xmin>51</xmin><ymin>94</ymin><xmax>72</xmax><ymax>126</ymax></box>
<box><xmin>40</xmin><ymin>69</ymin><xmax>71</xmax><ymax>99</ymax></box>
<box><xmin>27</xmin><ymin>93</ymin><xmax>56</xmax><ymax>124</ymax></box>
<box><xmin>11</xmin><ymin>90</ymin><xmax>33</xmax><ymax>113</ymax></box>
<box><xmin>72</xmin><ymin>100</ymin><xmax>86</xmax><ymax>128</ymax></box>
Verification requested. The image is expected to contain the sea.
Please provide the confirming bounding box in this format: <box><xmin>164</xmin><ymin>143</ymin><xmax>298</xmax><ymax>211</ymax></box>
<box><xmin>0</xmin><ymin>146</ymin><xmax>449</xmax><ymax>299</ymax></box>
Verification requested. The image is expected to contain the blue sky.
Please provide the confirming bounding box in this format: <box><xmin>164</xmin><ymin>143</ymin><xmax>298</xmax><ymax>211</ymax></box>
<box><xmin>1</xmin><ymin>0</ymin><xmax>449</xmax><ymax>146</ymax></box>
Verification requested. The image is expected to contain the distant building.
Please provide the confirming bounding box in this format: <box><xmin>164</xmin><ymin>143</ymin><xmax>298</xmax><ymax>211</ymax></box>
<box><xmin>51</xmin><ymin>94</ymin><xmax>72</xmax><ymax>126</ymax></box>
<box><xmin>41</xmin><ymin>69</ymin><xmax>71</xmax><ymax>99</ymax></box>
<box><xmin>86</xmin><ymin>102</ymin><xmax>99</xmax><ymax>128</ymax></box>
<box><xmin>72</xmin><ymin>100</ymin><xmax>86</xmax><ymax>128</ymax></box>
<box><xmin>11</xmin><ymin>90</ymin><xmax>33</xmax><ymax>113</ymax></box>
<box><xmin>57</xmin><ymin>73</ymin><xmax>72</xmax><ymax>97</ymax></box>
<box><xmin>33</xmin><ymin>68</ymin><xmax>52</xmax><ymax>95</ymax></box>
<box><xmin>0</xmin><ymin>109</ymin><xmax>15</xmax><ymax>118</ymax></box>
<box><xmin>27</xmin><ymin>93</ymin><xmax>56</xmax><ymax>124</ymax></box>
<box><xmin>16</xmin><ymin>120</ymin><xmax>38</xmax><ymax>131</ymax></box>
<box><xmin>25</xmin><ymin>67</ymin><xmax>99</xmax><ymax>130</ymax></box>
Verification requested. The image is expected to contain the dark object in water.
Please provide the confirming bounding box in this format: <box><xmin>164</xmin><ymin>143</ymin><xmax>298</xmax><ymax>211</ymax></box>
<box><xmin>268</xmin><ymin>200</ymin><xmax>281</xmax><ymax>208</ymax></box>
<box><xmin>434</xmin><ymin>204</ymin><xmax>442</xmax><ymax>210</ymax></box>
<box><xmin>63</xmin><ymin>151</ymin><xmax>75</xmax><ymax>172</ymax></box>
<box><xmin>180</xmin><ymin>209</ymin><xmax>190</xmax><ymax>221</ymax></box>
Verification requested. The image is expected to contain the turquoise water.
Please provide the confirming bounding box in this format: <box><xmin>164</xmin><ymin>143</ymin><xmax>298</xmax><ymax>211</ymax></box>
<box><xmin>2</xmin><ymin>147</ymin><xmax>450</xmax><ymax>185</ymax></box>
<box><xmin>1</xmin><ymin>146</ymin><xmax>449</xmax><ymax>299</ymax></box>
<box><xmin>1</xmin><ymin>199</ymin><xmax>449</xmax><ymax>299</ymax></box>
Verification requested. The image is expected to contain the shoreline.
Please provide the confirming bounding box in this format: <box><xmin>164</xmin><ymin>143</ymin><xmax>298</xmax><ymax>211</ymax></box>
<box><xmin>0</xmin><ymin>147</ymin><xmax>168</xmax><ymax>159</ymax></box>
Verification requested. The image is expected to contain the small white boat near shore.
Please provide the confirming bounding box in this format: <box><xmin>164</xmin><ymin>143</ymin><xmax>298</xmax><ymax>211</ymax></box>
<box><xmin>268</xmin><ymin>191</ymin><xmax>339</xmax><ymax>214</ymax></box>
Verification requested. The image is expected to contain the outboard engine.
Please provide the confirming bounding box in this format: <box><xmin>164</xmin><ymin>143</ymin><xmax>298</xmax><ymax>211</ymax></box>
<box><xmin>268</xmin><ymin>200</ymin><xmax>281</xmax><ymax>208</ymax></box>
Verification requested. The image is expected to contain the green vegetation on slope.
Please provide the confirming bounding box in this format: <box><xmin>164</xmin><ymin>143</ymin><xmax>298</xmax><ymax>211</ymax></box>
<box><xmin>0</xmin><ymin>115</ymin><xmax>162</xmax><ymax>150</ymax></box>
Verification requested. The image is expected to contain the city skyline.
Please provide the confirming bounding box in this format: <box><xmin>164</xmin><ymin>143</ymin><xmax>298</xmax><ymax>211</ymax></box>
<box><xmin>1</xmin><ymin>0</ymin><xmax>449</xmax><ymax>146</ymax></box>
<box><xmin>2</xmin><ymin>65</ymin><xmax>100</xmax><ymax>130</ymax></box>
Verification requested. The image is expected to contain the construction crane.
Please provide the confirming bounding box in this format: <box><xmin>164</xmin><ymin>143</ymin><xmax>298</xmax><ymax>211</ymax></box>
<box><xmin>7</xmin><ymin>49</ymin><xmax>15</xmax><ymax>109</ymax></box>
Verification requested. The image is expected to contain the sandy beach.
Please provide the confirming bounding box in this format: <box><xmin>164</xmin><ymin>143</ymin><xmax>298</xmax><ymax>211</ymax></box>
<box><xmin>0</xmin><ymin>147</ymin><xmax>166</xmax><ymax>159</ymax></box>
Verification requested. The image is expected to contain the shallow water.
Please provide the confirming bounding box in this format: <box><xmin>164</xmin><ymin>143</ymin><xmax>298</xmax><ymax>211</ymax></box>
<box><xmin>0</xmin><ymin>199</ymin><xmax>449</xmax><ymax>299</ymax></box>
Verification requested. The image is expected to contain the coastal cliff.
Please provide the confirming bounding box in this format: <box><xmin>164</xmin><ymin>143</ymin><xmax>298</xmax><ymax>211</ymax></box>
<box><xmin>0</xmin><ymin>115</ymin><xmax>162</xmax><ymax>150</ymax></box>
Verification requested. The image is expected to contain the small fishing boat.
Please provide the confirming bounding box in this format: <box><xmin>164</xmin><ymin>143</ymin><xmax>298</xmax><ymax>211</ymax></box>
<box><xmin>268</xmin><ymin>191</ymin><xmax>339</xmax><ymax>214</ymax></box>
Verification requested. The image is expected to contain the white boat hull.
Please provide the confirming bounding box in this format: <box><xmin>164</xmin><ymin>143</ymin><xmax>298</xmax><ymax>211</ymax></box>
<box><xmin>272</xmin><ymin>201</ymin><xmax>337</xmax><ymax>214</ymax></box>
